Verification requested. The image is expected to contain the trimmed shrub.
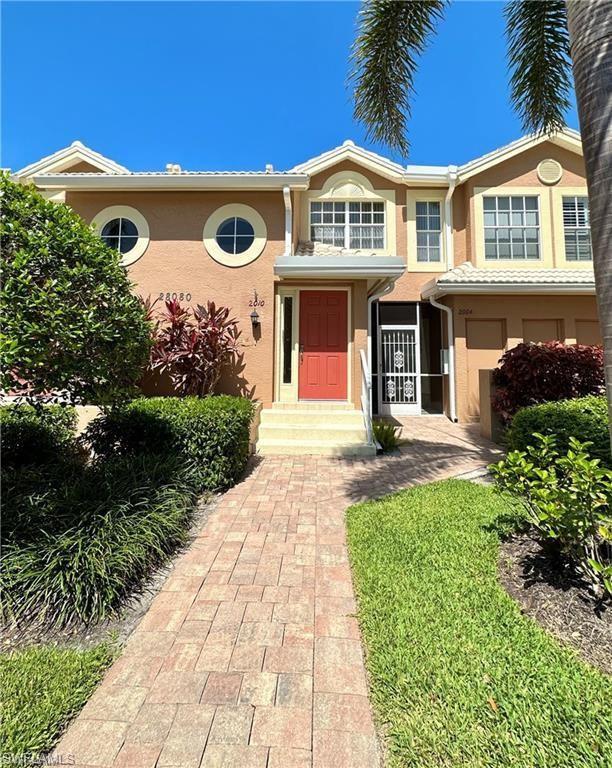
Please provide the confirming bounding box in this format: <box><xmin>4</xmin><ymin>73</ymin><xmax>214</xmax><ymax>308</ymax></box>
<box><xmin>507</xmin><ymin>395</ymin><xmax>611</xmax><ymax>466</ymax></box>
<box><xmin>1</xmin><ymin>174</ymin><xmax>151</xmax><ymax>404</ymax></box>
<box><xmin>0</xmin><ymin>404</ymin><xmax>78</xmax><ymax>468</ymax></box>
<box><xmin>85</xmin><ymin>395</ymin><xmax>254</xmax><ymax>492</ymax></box>
<box><xmin>492</xmin><ymin>341</ymin><xmax>604</xmax><ymax>420</ymax></box>
<box><xmin>491</xmin><ymin>434</ymin><xmax>612</xmax><ymax>597</ymax></box>
<box><xmin>1</xmin><ymin>455</ymin><xmax>198</xmax><ymax>628</ymax></box>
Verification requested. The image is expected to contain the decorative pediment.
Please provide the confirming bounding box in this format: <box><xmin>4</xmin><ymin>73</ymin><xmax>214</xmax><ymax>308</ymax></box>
<box><xmin>14</xmin><ymin>141</ymin><xmax>129</xmax><ymax>178</ymax></box>
<box><xmin>317</xmin><ymin>170</ymin><xmax>378</xmax><ymax>200</ymax></box>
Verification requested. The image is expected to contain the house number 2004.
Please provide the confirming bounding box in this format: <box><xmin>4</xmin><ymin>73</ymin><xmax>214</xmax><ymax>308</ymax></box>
<box><xmin>159</xmin><ymin>292</ymin><xmax>192</xmax><ymax>302</ymax></box>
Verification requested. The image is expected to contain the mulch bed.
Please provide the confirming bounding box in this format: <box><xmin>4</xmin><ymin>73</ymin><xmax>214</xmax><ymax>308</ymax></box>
<box><xmin>499</xmin><ymin>533</ymin><xmax>611</xmax><ymax>674</ymax></box>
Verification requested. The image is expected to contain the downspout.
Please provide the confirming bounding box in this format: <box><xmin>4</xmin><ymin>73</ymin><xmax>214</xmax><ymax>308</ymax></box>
<box><xmin>445</xmin><ymin>165</ymin><xmax>458</xmax><ymax>269</ymax></box>
<box><xmin>429</xmin><ymin>294</ymin><xmax>457</xmax><ymax>423</ymax></box>
<box><xmin>282</xmin><ymin>186</ymin><xmax>292</xmax><ymax>256</ymax></box>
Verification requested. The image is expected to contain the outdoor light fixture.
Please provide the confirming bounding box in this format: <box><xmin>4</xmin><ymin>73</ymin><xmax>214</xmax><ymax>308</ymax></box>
<box><xmin>250</xmin><ymin>308</ymin><xmax>260</xmax><ymax>326</ymax></box>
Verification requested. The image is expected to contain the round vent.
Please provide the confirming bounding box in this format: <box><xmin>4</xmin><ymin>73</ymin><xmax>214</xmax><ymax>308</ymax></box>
<box><xmin>537</xmin><ymin>158</ymin><xmax>563</xmax><ymax>185</ymax></box>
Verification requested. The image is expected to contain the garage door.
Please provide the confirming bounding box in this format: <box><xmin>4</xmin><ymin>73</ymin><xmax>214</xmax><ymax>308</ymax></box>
<box><xmin>575</xmin><ymin>320</ymin><xmax>602</xmax><ymax>346</ymax></box>
<box><xmin>466</xmin><ymin>319</ymin><xmax>507</xmax><ymax>420</ymax></box>
<box><xmin>522</xmin><ymin>319</ymin><xmax>564</xmax><ymax>343</ymax></box>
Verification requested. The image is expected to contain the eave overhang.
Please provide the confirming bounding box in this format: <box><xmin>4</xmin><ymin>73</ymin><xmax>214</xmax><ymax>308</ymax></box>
<box><xmin>28</xmin><ymin>172</ymin><xmax>310</xmax><ymax>192</ymax></box>
<box><xmin>274</xmin><ymin>255</ymin><xmax>406</xmax><ymax>280</ymax></box>
<box><xmin>421</xmin><ymin>279</ymin><xmax>596</xmax><ymax>299</ymax></box>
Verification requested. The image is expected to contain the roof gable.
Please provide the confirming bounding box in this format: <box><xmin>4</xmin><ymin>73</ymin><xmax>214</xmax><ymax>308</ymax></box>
<box><xmin>15</xmin><ymin>141</ymin><xmax>129</xmax><ymax>178</ymax></box>
<box><xmin>457</xmin><ymin>128</ymin><xmax>582</xmax><ymax>182</ymax></box>
<box><xmin>290</xmin><ymin>140</ymin><xmax>408</xmax><ymax>182</ymax></box>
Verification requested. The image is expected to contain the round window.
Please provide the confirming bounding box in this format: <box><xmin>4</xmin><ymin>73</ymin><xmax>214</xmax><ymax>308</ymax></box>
<box><xmin>101</xmin><ymin>217</ymin><xmax>139</xmax><ymax>254</ymax></box>
<box><xmin>100</xmin><ymin>217</ymin><xmax>138</xmax><ymax>253</ymax></box>
<box><xmin>215</xmin><ymin>217</ymin><xmax>255</xmax><ymax>255</ymax></box>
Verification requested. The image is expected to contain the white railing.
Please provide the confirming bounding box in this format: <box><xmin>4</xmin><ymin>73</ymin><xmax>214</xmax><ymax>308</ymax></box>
<box><xmin>360</xmin><ymin>348</ymin><xmax>374</xmax><ymax>446</ymax></box>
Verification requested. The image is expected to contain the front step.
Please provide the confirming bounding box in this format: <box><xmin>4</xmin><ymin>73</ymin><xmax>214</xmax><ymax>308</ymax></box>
<box><xmin>257</xmin><ymin>438</ymin><xmax>376</xmax><ymax>457</ymax></box>
<box><xmin>257</xmin><ymin>404</ymin><xmax>375</xmax><ymax>456</ymax></box>
<box><xmin>261</xmin><ymin>409</ymin><xmax>365</xmax><ymax>427</ymax></box>
<box><xmin>271</xmin><ymin>401</ymin><xmax>355</xmax><ymax>411</ymax></box>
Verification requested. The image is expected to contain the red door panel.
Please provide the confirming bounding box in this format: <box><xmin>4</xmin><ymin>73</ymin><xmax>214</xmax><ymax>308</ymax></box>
<box><xmin>299</xmin><ymin>290</ymin><xmax>348</xmax><ymax>400</ymax></box>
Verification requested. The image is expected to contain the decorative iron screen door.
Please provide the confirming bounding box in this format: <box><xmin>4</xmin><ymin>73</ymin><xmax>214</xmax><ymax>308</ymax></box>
<box><xmin>378</xmin><ymin>325</ymin><xmax>421</xmax><ymax>415</ymax></box>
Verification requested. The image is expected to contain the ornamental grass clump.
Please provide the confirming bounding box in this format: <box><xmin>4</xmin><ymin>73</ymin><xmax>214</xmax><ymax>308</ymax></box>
<box><xmin>490</xmin><ymin>434</ymin><xmax>612</xmax><ymax>598</ymax></box>
<box><xmin>1</xmin><ymin>454</ymin><xmax>198</xmax><ymax>628</ymax></box>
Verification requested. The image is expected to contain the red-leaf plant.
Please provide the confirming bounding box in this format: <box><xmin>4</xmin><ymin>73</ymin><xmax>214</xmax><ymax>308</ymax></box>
<box><xmin>149</xmin><ymin>299</ymin><xmax>240</xmax><ymax>397</ymax></box>
<box><xmin>492</xmin><ymin>341</ymin><xmax>604</xmax><ymax>421</ymax></box>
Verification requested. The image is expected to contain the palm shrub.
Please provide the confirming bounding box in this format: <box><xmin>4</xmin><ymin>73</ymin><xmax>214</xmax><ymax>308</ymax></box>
<box><xmin>0</xmin><ymin>174</ymin><xmax>151</xmax><ymax>404</ymax></box>
<box><xmin>490</xmin><ymin>433</ymin><xmax>612</xmax><ymax>597</ymax></box>
<box><xmin>373</xmin><ymin>419</ymin><xmax>402</xmax><ymax>452</ymax></box>
<box><xmin>85</xmin><ymin>395</ymin><xmax>254</xmax><ymax>492</ymax></box>
<box><xmin>149</xmin><ymin>299</ymin><xmax>240</xmax><ymax>397</ymax></box>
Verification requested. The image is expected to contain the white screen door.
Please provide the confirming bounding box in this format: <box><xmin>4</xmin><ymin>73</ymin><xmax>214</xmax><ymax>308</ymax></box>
<box><xmin>378</xmin><ymin>324</ymin><xmax>421</xmax><ymax>415</ymax></box>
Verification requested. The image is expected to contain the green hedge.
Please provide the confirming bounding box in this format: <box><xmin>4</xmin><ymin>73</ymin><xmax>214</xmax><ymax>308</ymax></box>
<box><xmin>85</xmin><ymin>395</ymin><xmax>254</xmax><ymax>492</ymax></box>
<box><xmin>0</xmin><ymin>404</ymin><xmax>78</xmax><ymax>468</ymax></box>
<box><xmin>507</xmin><ymin>395</ymin><xmax>611</xmax><ymax>466</ymax></box>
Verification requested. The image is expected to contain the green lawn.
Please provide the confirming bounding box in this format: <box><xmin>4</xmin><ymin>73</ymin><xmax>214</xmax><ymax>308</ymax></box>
<box><xmin>346</xmin><ymin>479</ymin><xmax>612</xmax><ymax>768</ymax></box>
<box><xmin>0</xmin><ymin>643</ymin><xmax>114</xmax><ymax>756</ymax></box>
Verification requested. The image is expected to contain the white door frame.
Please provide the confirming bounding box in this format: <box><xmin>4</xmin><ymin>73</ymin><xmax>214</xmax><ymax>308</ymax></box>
<box><xmin>377</xmin><ymin>320</ymin><xmax>421</xmax><ymax>416</ymax></box>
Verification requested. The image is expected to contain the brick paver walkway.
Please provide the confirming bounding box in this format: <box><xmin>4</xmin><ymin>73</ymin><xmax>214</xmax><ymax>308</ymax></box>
<box><xmin>54</xmin><ymin>419</ymin><xmax>499</xmax><ymax>767</ymax></box>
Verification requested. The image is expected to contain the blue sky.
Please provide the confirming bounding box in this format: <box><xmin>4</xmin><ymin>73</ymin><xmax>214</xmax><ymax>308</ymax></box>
<box><xmin>2</xmin><ymin>1</ymin><xmax>578</xmax><ymax>173</ymax></box>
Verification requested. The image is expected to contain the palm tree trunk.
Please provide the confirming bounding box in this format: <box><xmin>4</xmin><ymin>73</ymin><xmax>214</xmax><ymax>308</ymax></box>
<box><xmin>566</xmin><ymin>0</ymin><xmax>612</xmax><ymax>447</ymax></box>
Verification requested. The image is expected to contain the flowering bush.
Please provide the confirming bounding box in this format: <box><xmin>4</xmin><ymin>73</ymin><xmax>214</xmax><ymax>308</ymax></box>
<box><xmin>149</xmin><ymin>299</ymin><xmax>240</xmax><ymax>397</ymax></box>
<box><xmin>490</xmin><ymin>434</ymin><xmax>612</xmax><ymax>598</ymax></box>
<box><xmin>492</xmin><ymin>341</ymin><xmax>604</xmax><ymax>420</ymax></box>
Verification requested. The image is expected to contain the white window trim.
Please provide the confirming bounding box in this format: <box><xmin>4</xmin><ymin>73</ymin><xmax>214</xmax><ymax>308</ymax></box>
<box><xmin>309</xmin><ymin>200</ymin><xmax>386</xmax><ymax>250</ymax></box>
<box><xmin>482</xmin><ymin>194</ymin><xmax>541</xmax><ymax>262</ymax></box>
<box><xmin>415</xmin><ymin>200</ymin><xmax>442</xmax><ymax>264</ymax></box>
<box><xmin>473</xmin><ymin>187</ymin><xmax>552</xmax><ymax>269</ymax></box>
<box><xmin>561</xmin><ymin>195</ymin><xmax>592</xmax><ymax>262</ymax></box>
<box><xmin>406</xmin><ymin>189</ymin><xmax>447</xmax><ymax>273</ymax></box>
<box><xmin>203</xmin><ymin>204</ymin><xmax>267</xmax><ymax>267</ymax></box>
<box><xmin>300</xmin><ymin>170</ymin><xmax>396</xmax><ymax>256</ymax></box>
<box><xmin>91</xmin><ymin>205</ymin><xmax>150</xmax><ymax>266</ymax></box>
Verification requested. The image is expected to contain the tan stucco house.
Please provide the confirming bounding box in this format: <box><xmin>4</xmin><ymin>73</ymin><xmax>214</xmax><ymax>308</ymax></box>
<box><xmin>15</xmin><ymin>128</ymin><xmax>600</xmax><ymax>454</ymax></box>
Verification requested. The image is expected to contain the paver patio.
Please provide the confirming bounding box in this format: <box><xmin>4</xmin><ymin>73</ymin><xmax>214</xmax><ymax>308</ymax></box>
<box><xmin>53</xmin><ymin>418</ymin><xmax>500</xmax><ymax>767</ymax></box>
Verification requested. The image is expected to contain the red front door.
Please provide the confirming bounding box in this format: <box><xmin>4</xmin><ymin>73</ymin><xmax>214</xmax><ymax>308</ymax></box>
<box><xmin>298</xmin><ymin>290</ymin><xmax>348</xmax><ymax>400</ymax></box>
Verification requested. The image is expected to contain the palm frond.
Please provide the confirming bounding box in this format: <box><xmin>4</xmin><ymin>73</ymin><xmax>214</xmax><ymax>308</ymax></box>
<box><xmin>506</xmin><ymin>0</ymin><xmax>572</xmax><ymax>135</ymax></box>
<box><xmin>350</xmin><ymin>0</ymin><xmax>447</xmax><ymax>157</ymax></box>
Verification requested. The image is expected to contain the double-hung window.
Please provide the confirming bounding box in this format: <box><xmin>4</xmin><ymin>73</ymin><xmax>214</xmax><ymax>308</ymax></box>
<box><xmin>310</xmin><ymin>201</ymin><xmax>385</xmax><ymax>249</ymax></box>
<box><xmin>416</xmin><ymin>201</ymin><xmax>442</xmax><ymax>262</ymax></box>
<box><xmin>563</xmin><ymin>196</ymin><xmax>592</xmax><ymax>261</ymax></box>
<box><xmin>483</xmin><ymin>195</ymin><xmax>540</xmax><ymax>260</ymax></box>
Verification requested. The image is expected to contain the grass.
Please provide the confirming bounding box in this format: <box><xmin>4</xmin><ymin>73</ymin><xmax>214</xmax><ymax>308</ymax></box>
<box><xmin>0</xmin><ymin>643</ymin><xmax>114</xmax><ymax>755</ymax></box>
<box><xmin>346</xmin><ymin>479</ymin><xmax>612</xmax><ymax>768</ymax></box>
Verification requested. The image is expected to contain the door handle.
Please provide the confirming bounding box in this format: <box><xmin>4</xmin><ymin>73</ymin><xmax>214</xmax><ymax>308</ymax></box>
<box><xmin>299</xmin><ymin>342</ymin><xmax>304</xmax><ymax>364</ymax></box>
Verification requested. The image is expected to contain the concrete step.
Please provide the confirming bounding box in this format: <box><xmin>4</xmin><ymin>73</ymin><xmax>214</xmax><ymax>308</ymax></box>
<box><xmin>258</xmin><ymin>422</ymin><xmax>367</xmax><ymax>443</ymax></box>
<box><xmin>260</xmin><ymin>409</ymin><xmax>365</xmax><ymax>427</ymax></box>
<box><xmin>257</xmin><ymin>438</ymin><xmax>376</xmax><ymax>457</ymax></box>
<box><xmin>271</xmin><ymin>401</ymin><xmax>354</xmax><ymax>411</ymax></box>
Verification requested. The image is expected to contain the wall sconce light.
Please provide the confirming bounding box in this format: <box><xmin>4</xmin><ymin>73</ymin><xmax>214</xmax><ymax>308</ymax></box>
<box><xmin>250</xmin><ymin>309</ymin><xmax>260</xmax><ymax>327</ymax></box>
